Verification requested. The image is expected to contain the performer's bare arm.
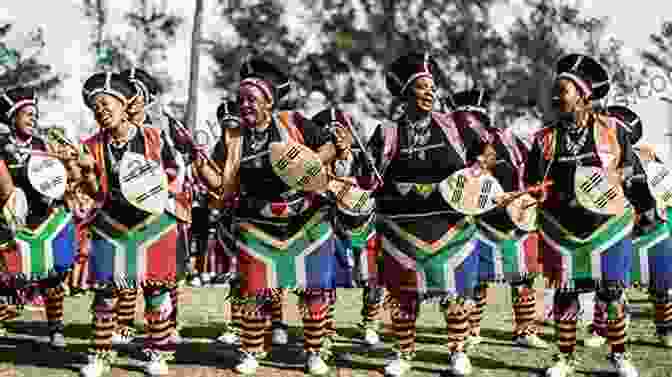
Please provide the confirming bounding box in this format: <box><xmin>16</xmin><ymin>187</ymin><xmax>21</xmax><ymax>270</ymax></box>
<box><xmin>0</xmin><ymin>160</ymin><xmax>14</xmax><ymax>204</ymax></box>
<box><xmin>193</xmin><ymin>127</ymin><xmax>240</xmax><ymax>199</ymax></box>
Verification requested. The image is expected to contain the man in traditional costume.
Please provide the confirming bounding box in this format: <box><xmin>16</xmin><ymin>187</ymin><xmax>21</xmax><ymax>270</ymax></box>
<box><xmin>193</xmin><ymin>56</ymin><xmax>348</xmax><ymax>375</ymax></box>
<box><xmin>584</xmin><ymin>106</ymin><xmax>672</xmax><ymax>349</ymax></box>
<box><xmin>206</xmin><ymin>99</ymin><xmax>244</xmax><ymax>345</ymax></box>
<box><xmin>448</xmin><ymin>88</ymin><xmax>549</xmax><ymax>350</ymax></box>
<box><xmin>78</xmin><ymin>72</ymin><xmax>182</xmax><ymax>377</ymax></box>
<box><xmin>0</xmin><ymin>87</ymin><xmax>77</xmax><ymax>349</ymax></box>
<box><xmin>119</xmin><ymin>67</ymin><xmax>188</xmax><ymax>345</ymax></box>
<box><xmin>311</xmin><ymin>107</ymin><xmax>385</xmax><ymax>349</ymax></box>
<box><xmin>524</xmin><ymin>54</ymin><xmax>640</xmax><ymax>377</ymax></box>
<box><xmin>368</xmin><ymin>51</ymin><xmax>483</xmax><ymax>376</ymax></box>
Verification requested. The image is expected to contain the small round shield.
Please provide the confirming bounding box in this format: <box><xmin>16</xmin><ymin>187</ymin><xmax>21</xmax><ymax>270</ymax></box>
<box><xmin>119</xmin><ymin>152</ymin><xmax>168</xmax><ymax>215</ymax></box>
<box><xmin>439</xmin><ymin>168</ymin><xmax>504</xmax><ymax>216</ymax></box>
<box><xmin>328</xmin><ymin>178</ymin><xmax>375</xmax><ymax>216</ymax></box>
<box><xmin>27</xmin><ymin>155</ymin><xmax>67</xmax><ymax>199</ymax></box>
<box><xmin>269</xmin><ymin>142</ymin><xmax>329</xmax><ymax>192</ymax></box>
<box><xmin>574</xmin><ymin>166</ymin><xmax>630</xmax><ymax>216</ymax></box>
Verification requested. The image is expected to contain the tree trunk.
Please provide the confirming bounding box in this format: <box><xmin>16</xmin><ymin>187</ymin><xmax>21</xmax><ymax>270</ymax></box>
<box><xmin>185</xmin><ymin>0</ymin><xmax>204</xmax><ymax>131</ymax></box>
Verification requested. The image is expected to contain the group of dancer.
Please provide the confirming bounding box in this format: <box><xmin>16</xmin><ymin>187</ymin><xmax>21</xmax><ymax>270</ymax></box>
<box><xmin>0</xmin><ymin>50</ymin><xmax>669</xmax><ymax>377</ymax></box>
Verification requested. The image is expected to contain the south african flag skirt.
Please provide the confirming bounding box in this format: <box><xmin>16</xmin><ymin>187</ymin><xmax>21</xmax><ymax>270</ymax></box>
<box><xmin>234</xmin><ymin>211</ymin><xmax>337</xmax><ymax>295</ymax></box>
<box><xmin>87</xmin><ymin>210</ymin><xmax>178</xmax><ymax>288</ymax></box>
<box><xmin>378</xmin><ymin>215</ymin><xmax>479</xmax><ymax>300</ymax></box>
<box><xmin>474</xmin><ymin>221</ymin><xmax>540</xmax><ymax>284</ymax></box>
<box><xmin>0</xmin><ymin>207</ymin><xmax>76</xmax><ymax>284</ymax></box>
<box><xmin>538</xmin><ymin>209</ymin><xmax>634</xmax><ymax>290</ymax></box>
<box><xmin>632</xmin><ymin>220</ymin><xmax>672</xmax><ymax>290</ymax></box>
<box><xmin>333</xmin><ymin>214</ymin><xmax>380</xmax><ymax>288</ymax></box>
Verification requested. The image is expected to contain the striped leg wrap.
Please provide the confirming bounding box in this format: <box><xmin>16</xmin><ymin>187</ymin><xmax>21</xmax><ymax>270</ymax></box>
<box><xmin>231</xmin><ymin>301</ymin><xmax>243</xmax><ymax>330</ymax></box>
<box><xmin>384</xmin><ymin>291</ymin><xmax>419</xmax><ymax>357</ymax></box>
<box><xmin>469</xmin><ymin>284</ymin><xmax>487</xmax><ymax>337</ymax></box>
<box><xmin>511</xmin><ymin>285</ymin><xmax>538</xmax><ymax>338</ymax></box>
<box><xmin>169</xmin><ymin>285</ymin><xmax>178</xmax><ymax>329</ymax></box>
<box><xmin>361</xmin><ymin>286</ymin><xmax>383</xmax><ymax>325</ymax></box>
<box><xmin>554</xmin><ymin>292</ymin><xmax>579</xmax><ymax>355</ymax></box>
<box><xmin>443</xmin><ymin>300</ymin><xmax>470</xmax><ymax>353</ymax></box>
<box><xmin>590</xmin><ymin>298</ymin><xmax>608</xmax><ymax>337</ymax></box>
<box><xmin>606</xmin><ymin>300</ymin><xmax>627</xmax><ymax>354</ymax></box>
<box><xmin>270</xmin><ymin>288</ymin><xmax>285</xmax><ymax>323</ymax></box>
<box><xmin>651</xmin><ymin>290</ymin><xmax>672</xmax><ymax>336</ymax></box>
<box><xmin>325</xmin><ymin>303</ymin><xmax>337</xmax><ymax>338</ymax></box>
<box><xmin>0</xmin><ymin>302</ymin><xmax>8</xmax><ymax>322</ymax></box>
<box><xmin>241</xmin><ymin>315</ymin><xmax>268</xmax><ymax>354</ymax></box>
<box><xmin>299</xmin><ymin>289</ymin><xmax>333</xmax><ymax>353</ymax></box>
<box><xmin>143</xmin><ymin>285</ymin><xmax>175</xmax><ymax>352</ymax></box>
<box><xmin>115</xmin><ymin>288</ymin><xmax>138</xmax><ymax>328</ymax></box>
<box><xmin>91</xmin><ymin>290</ymin><xmax>117</xmax><ymax>352</ymax></box>
<box><xmin>45</xmin><ymin>284</ymin><xmax>65</xmax><ymax>334</ymax></box>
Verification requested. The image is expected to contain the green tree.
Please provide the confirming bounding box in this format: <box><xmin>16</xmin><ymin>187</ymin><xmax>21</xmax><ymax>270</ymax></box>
<box><xmin>641</xmin><ymin>21</ymin><xmax>672</xmax><ymax>102</ymax></box>
<box><xmin>82</xmin><ymin>0</ymin><xmax>183</xmax><ymax>92</ymax></box>
<box><xmin>0</xmin><ymin>23</ymin><xmax>62</xmax><ymax>96</ymax></box>
<box><xmin>210</xmin><ymin>0</ymin><xmax>308</xmax><ymax>108</ymax></box>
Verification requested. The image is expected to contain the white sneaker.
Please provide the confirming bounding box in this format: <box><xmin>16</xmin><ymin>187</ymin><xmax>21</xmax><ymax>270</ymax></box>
<box><xmin>189</xmin><ymin>276</ymin><xmax>202</xmax><ymax>287</ymax></box>
<box><xmin>584</xmin><ymin>331</ymin><xmax>606</xmax><ymax>348</ymax></box>
<box><xmin>514</xmin><ymin>334</ymin><xmax>549</xmax><ymax>349</ymax></box>
<box><xmin>200</xmin><ymin>273</ymin><xmax>212</xmax><ymax>285</ymax></box>
<box><xmin>217</xmin><ymin>331</ymin><xmax>240</xmax><ymax>345</ymax></box>
<box><xmin>604</xmin><ymin>353</ymin><xmax>638</xmax><ymax>377</ymax></box>
<box><xmin>144</xmin><ymin>351</ymin><xmax>169</xmax><ymax>376</ymax></box>
<box><xmin>271</xmin><ymin>325</ymin><xmax>288</xmax><ymax>345</ymax></box>
<box><xmin>49</xmin><ymin>332</ymin><xmax>67</xmax><ymax>348</ymax></box>
<box><xmin>306</xmin><ymin>352</ymin><xmax>329</xmax><ymax>375</ymax></box>
<box><xmin>363</xmin><ymin>328</ymin><xmax>381</xmax><ymax>346</ymax></box>
<box><xmin>80</xmin><ymin>355</ymin><xmax>110</xmax><ymax>377</ymax></box>
<box><xmin>110</xmin><ymin>331</ymin><xmax>134</xmax><ymax>345</ymax></box>
<box><xmin>234</xmin><ymin>352</ymin><xmax>259</xmax><ymax>375</ymax></box>
<box><xmin>448</xmin><ymin>352</ymin><xmax>472</xmax><ymax>376</ymax></box>
<box><xmin>545</xmin><ymin>355</ymin><xmax>575</xmax><ymax>377</ymax></box>
<box><xmin>383</xmin><ymin>354</ymin><xmax>412</xmax><ymax>377</ymax></box>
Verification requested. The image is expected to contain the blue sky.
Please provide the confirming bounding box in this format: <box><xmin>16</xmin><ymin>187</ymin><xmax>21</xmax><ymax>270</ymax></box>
<box><xmin>2</xmin><ymin>0</ymin><xmax>672</xmax><ymax>159</ymax></box>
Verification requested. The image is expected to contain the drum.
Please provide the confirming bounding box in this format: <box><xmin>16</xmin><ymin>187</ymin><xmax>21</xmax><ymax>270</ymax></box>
<box><xmin>506</xmin><ymin>193</ymin><xmax>538</xmax><ymax>231</ymax></box>
<box><xmin>327</xmin><ymin>178</ymin><xmax>375</xmax><ymax>216</ymax></box>
<box><xmin>439</xmin><ymin>168</ymin><xmax>504</xmax><ymax>216</ymax></box>
<box><xmin>574</xmin><ymin>166</ymin><xmax>630</xmax><ymax>216</ymax></box>
<box><xmin>270</xmin><ymin>142</ymin><xmax>329</xmax><ymax>192</ymax></box>
<box><xmin>270</xmin><ymin>142</ymin><xmax>373</xmax><ymax>215</ymax></box>
<box><xmin>119</xmin><ymin>152</ymin><xmax>169</xmax><ymax>215</ymax></box>
<box><xmin>1</xmin><ymin>207</ymin><xmax>76</xmax><ymax>281</ymax></box>
<box><xmin>27</xmin><ymin>155</ymin><xmax>67</xmax><ymax>200</ymax></box>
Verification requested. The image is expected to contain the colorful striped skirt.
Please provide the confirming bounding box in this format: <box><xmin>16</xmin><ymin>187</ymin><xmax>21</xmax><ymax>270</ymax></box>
<box><xmin>474</xmin><ymin>221</ymin><xmax>540</xmax><ymax>284</ymax></box>
<box><xmin>87</xmin><ymin>210</ymin><xmax>179</xmax><ymax>288</ymax></box>
<box><xmin>0</xmin><ymin>207</ymin><xmax>76</xmax><ymax>285</ymax></box>
<box><xmin>378</xmin><ymin>214</ymin><xmax>479</xmax><ymax>301</ymax></box>
<box><xmin>234</xmin><ymin>210</ymin><xmax>337</xmax><ymax>296</ymax></box>
<box><xmin>632</xmin><ymin>220</ymin><xmax>672</xmax><ymax>291</ymax></box>
<box><xmin>333</xmin><ymin>213</ymin><xmax>380</xmax><ymax>288</ymax></box>
<box><xmin>538</xmin><ymin>209</ymin><xmax>634</xmax><ymax>291</ymax></box>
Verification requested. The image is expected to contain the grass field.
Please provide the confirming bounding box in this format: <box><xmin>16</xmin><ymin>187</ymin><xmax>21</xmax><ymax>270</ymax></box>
<box><xmin>0</xmin><ymin>284</ymin><xmax>671</xmax><ymax>377</ymax></box>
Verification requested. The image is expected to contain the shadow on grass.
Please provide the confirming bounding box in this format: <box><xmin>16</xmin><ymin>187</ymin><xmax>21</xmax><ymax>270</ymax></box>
<box><xmin>0</xmin><ymin>337</ymin><xmax>86</xmax><ymax>373</ymax></box>
<box><xmin>413</xmin><ymin>350</ymin><xmax>545</xmax><ymax>375</ymax></box>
